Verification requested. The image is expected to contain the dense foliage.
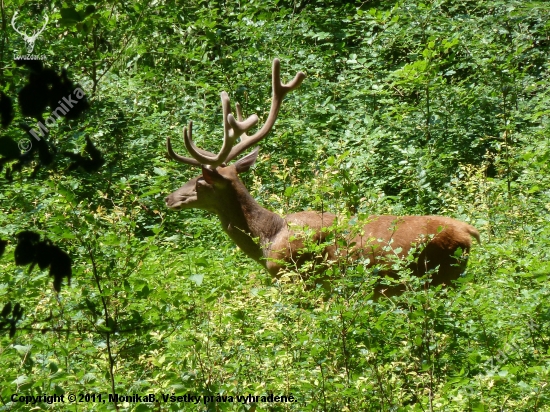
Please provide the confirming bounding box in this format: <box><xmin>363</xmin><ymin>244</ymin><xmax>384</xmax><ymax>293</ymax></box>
<box><xmin>1</xmin><ymin>0</ymin><xmax>549</xmax><ymax>410</ymax></box>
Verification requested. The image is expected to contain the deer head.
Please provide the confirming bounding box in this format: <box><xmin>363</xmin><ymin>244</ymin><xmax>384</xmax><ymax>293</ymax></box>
<box><xmin>11</xmin><ymin>11</ymin><xmax>48</xmax><ymax>54</ymax></box>
<box><xmin>165</xmin><ymin>149</ymin><xmax>260</xmax><ymax>212</ymax></box>
<box><xmin>165</xmin><ymin>59</ymin><xmax>305</xmax><ymax>213</ymax></box>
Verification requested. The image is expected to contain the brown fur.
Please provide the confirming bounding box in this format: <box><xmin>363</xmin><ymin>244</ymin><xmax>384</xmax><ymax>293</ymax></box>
<box><xmin>166</xmin><ymin>161</ymin><xmax>480</xmax><ymax>297</ymax></box>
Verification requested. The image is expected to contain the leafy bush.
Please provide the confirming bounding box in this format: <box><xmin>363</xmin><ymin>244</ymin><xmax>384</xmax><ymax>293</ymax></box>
<box><xmin>1</xmin><ymin>0</ymin><xmax>549</xmax><ymax>411</ymax></box>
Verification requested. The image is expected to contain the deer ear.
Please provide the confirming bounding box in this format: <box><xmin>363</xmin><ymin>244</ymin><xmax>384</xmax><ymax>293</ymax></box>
<box><xmin>201</xmin><ymin>166</ymin><xmax>218</xmax><ymax>184</ymax></box>
<box><xmin>234</xmin><ymin>148</ymin><xmax>259</xmax><ymax>174</ymax></box>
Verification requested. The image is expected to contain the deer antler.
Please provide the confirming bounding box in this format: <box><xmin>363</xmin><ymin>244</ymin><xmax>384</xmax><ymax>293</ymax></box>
<box><xmin>11</xmin><ymin>12</ymin><xmax>29</xmax><ymax>39</ymax></box>
<box><xmin>166</xmin><ymin>92</ymin><xmax>258</xmax><ymax>167</ymax></box>
<box><xmin>166</xmin><ymin>59</ymin><xmax>305</xmax><ymax>168</ymax></box>
<box><xmin>33</xmin><ymin>14</ymin><xmax>48</xmax><ymax>39</ymax></box>
<box><xmin>183</xmin><ymin>92</ymin><xmax>259</xmax><ymax>168</ymax></box>
<box><xmin>11</xmin><ymin>12</ymin><xmax>48</xmax><ymax>54</ymax></box>
<box><xmin>225</xmin><ymin>59</ymin><xmax>305</xmax><ymax>162</ymax></box>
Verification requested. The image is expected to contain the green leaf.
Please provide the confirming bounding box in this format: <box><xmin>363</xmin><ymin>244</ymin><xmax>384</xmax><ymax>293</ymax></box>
<box><xmin>13</xmin><ymin>345</ymin><xmax>32</xmax><ymax>355</ymax></box>
<box><xmin>188</xmin><ymin>274</ymin><xmax>204</xmax><ymax>286</ymax></box>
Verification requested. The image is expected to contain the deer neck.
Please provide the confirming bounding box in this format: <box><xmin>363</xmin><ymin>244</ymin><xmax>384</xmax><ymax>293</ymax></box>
<box><xmin>215</xmin><ymin>181</ymin><xmax>285</xmax><ymax>264</ymax></box>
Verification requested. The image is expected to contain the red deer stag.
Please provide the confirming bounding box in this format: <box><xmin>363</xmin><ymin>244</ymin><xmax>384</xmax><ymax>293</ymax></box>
<box><xmin>165</xmin><ymin>59</ymin><xmax>480</xmax><ymax>296</ymax></box>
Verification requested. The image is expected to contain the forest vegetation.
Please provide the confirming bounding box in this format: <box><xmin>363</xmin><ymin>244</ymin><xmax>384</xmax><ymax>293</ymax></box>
<box><xmin>1</xmin><ymin>0</ymin><xmax>550</xmax><ymax>410</ymax></box>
